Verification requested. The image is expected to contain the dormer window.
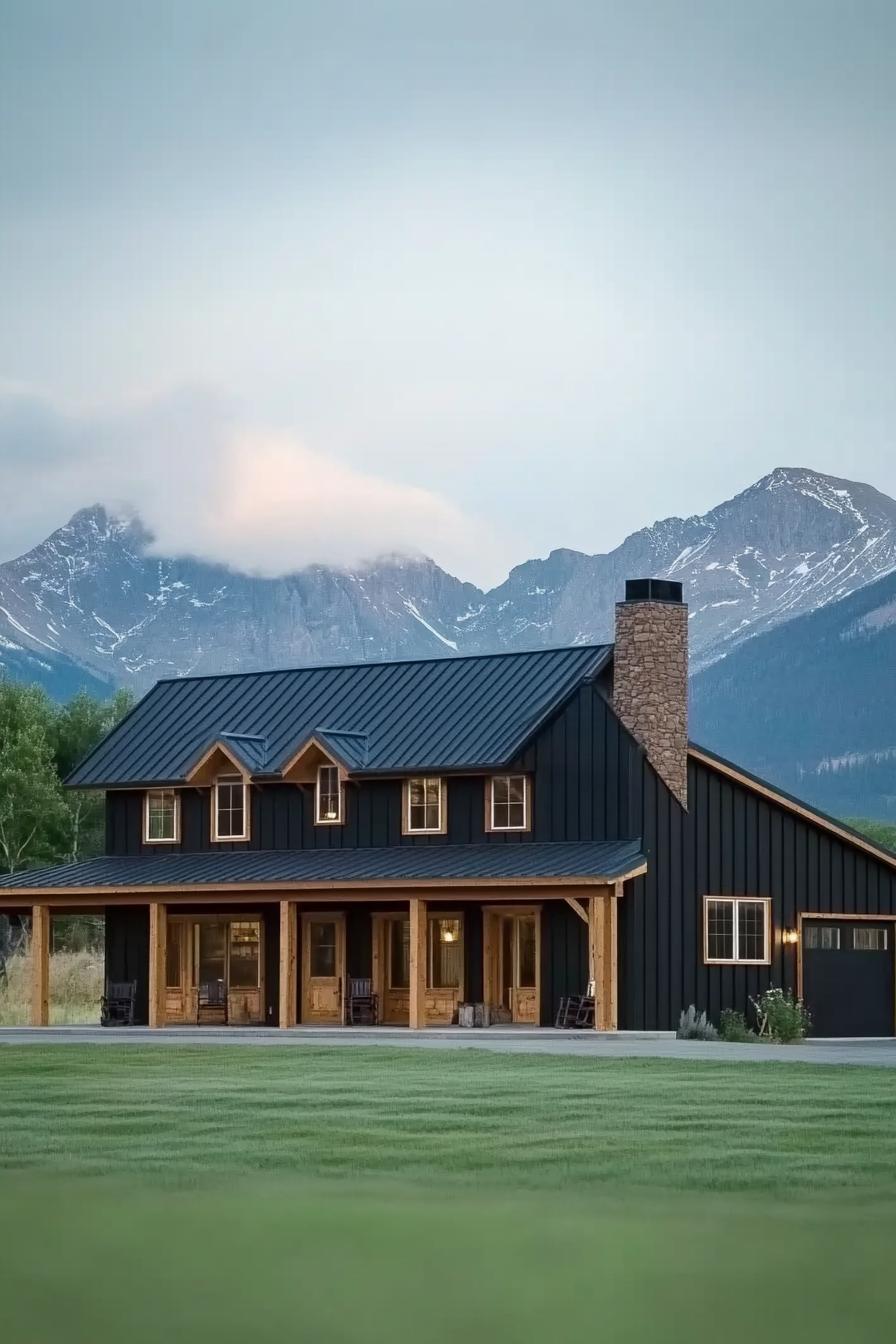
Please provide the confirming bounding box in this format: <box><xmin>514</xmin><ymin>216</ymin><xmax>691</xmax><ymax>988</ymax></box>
<box><xmin>486</xmin><ymin>775</ymin><xmax>531</xmax><ymax>832</ymax></box>
<box><xmin>315</xmin><ymin>764</ymin><xmax>344</xmax><ymax>825</ymax></box>
<box><xmin>403</xmin><ymin>777</ymin><xmax>447</xmax><ymax>835</ymax></box>
<box><xmin>212</xmin><ymin>774</ymin><xmax>249</xmax><ymax>842</ymax></box>
<box><xmin>144</xmin><ymin>789</ymin><xmax>180</xmax><ymax>844</ymax></box>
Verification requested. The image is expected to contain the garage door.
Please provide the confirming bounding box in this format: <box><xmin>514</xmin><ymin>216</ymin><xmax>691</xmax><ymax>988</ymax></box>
<box><xmin>802</xmin><ymin>920</ymin><xmax>894</xmax><ymax>1037</ymax></box>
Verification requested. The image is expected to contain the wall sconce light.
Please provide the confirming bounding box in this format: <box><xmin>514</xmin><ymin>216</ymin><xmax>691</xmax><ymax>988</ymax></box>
<box><xmin>782</xmin><ymin>929</ymin><xmax>799</xmax><ymax>946</ymax></box>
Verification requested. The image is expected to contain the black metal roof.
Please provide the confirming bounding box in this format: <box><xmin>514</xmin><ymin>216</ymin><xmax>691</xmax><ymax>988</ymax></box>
<box><xmin>67</xmin><ymin>645</ymin><xmax>612</xmax><ymax>788</ymax></box>
<box><xmin>0</xmin><ymin>840</ymin><xmax>645</xmax><ymax>891</ymax></box>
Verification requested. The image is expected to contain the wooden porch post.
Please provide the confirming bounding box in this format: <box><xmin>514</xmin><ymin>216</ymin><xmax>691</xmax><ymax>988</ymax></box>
<box><xmin>279</xmin><ymin>899</ymin><xmax>298</xmax><ymax>1028</ymax></box>
<box><xmin>590</xmin><ymin>888</ymin><xmax>619</xmax><ymax>1032</ymax></box>
<box><xmin>30</xmin><ymin>904</ymin><xmax>50</xmax><ymax>1026</ymax></box>
<box><xmin>148</xmin><ymin>902</ymin><xmax>167</xmax><ymax>1029</ymax></box>
<box><xmin>409</xmin><ymin>896</ymin><xmax>427</xmax><ymax>1029</ymax></box>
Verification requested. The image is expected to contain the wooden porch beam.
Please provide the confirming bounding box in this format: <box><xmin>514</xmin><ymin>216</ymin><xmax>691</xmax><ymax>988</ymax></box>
<box><xmin>279</xmin><ymin>899</ymin><xmax>298</xmax><ymax>1028</ymax></box>
<box><xmin>564</xmin><ymin>896</ymin><xmax>589</xmax><ymax>925</ymax></box>
<box><xmin>408</xmin><ymin>896</ymin><xmax>427</xmax><ymax>1029</ymax></box>
<box><xmin>148</xmin><ymin>901</ymin><xmax>167</xmax><ymax>1029</ymax></box>
<box><xmin>31</xmin><ymin>904</ymin><xmax>50</xmax><ymax>1026</ymax></box>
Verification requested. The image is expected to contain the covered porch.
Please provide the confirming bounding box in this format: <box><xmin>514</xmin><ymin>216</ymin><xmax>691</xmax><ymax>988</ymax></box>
<box><xmin>0</xmin><ymin>839</ymin><xmax>645</xmax><ymax>1032</ymax></box>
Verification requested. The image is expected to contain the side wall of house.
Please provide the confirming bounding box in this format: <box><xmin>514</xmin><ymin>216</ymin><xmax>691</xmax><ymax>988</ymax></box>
<box><xmin>620</xmin><ymin>753</ymin><xmax>896</xmax><ymax>1030</ymax></box>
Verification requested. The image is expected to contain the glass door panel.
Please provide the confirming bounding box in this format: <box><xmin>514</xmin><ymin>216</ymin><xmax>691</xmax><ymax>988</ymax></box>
<box><xmin>197</xmin><ymin>922</ymin><xmax>227</xmax><ymax>986</ymax></box>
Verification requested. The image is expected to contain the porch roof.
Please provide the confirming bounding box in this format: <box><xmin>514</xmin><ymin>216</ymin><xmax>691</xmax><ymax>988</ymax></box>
<box><xmin>0</xmin><ymin>839</ymin><xmax>645</xmax><ymax>893</ymax></box>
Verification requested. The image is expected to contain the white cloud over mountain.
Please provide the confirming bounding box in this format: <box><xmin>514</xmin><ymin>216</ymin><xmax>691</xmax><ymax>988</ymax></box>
<box><xmin>0</xmin><ymin>387</ymin><xmax>510</xmax><ymax>584</ymax></box>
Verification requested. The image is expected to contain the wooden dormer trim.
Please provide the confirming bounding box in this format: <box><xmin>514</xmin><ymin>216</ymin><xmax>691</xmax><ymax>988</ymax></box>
<box><xmin>185</xmin><ymin>741</ymin><xmax>250</xmax><ymax>787</ymax></box>
<box><xmin>281</xmin><ymin>736</ymin><xmax>349</xmax><ymax>786</ymax></box>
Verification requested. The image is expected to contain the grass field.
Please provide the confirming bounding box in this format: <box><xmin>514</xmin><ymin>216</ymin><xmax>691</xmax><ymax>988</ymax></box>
<box><xmin>1</xmin><ymin>1045</ymin><xmax>895</xmax><ymax>1342</ymax></box>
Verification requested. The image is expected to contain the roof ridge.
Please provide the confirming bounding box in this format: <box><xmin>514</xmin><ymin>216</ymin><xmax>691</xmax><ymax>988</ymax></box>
<box><xmin>147</xmin><ymin>642</ymin><xmax>612</xmax><ymax>686</ymax></box>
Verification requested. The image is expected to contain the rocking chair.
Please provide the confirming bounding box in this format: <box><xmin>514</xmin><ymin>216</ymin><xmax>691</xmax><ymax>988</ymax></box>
<box><xmin>344</xmin><ymin>977</ymin><xmax>378</xmax><ymax>1025</ymax></box>
<box><xmin>197</xmin><ymin>979</ymin><xmax>228</xmax><ymax>1024</ymax></box>
<box><xmin>555</xmin><ymin>979</ymin><xmax>596</xmax><ymax>1028</ymax></box>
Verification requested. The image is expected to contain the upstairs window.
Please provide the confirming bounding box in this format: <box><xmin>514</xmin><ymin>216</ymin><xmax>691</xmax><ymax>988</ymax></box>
<box><xmin>144</xmin><ymin>789</ymin><xmax>180</xmax><ymax>844</ymax></box>
<box><xmin>315</xmin><ymin>764</ymin><xmax>343</xmax><ymax>825</ymax></box>
<box><xmin>487</xmin><ymin>775</ymin><xmax>530</xmax><ymax>831</ymax></box>
<box><xmin>403</xmin><ymin>777</ymin><xmax>446</xmax><ymax>834</ymax></box>
<box><xmin>704</xmin><ymin>897</ymin><xmax>770</xmax><ymax>965</ymax></box>
<box><xmin>213</xmin><ymin>774</ymin><xmax>249</xmax><ymax>842</ymax></box>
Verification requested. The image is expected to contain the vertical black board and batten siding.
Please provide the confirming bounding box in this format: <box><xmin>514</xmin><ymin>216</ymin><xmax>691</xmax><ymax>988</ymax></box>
<box><xmin>104</xmin><ymin>685</ymin><xmax>643</xmax><ymax>856</ymax></box>
<box><xmin>622</xmin><ymin>751</ymin><xmax>896</xmax><ymax>1032</ymax></box>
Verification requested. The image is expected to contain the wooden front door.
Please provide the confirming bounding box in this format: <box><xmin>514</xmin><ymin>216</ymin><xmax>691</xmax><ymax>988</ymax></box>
<box><xmin>301</xmin><ymin>913</ymin><xmax>345</xmax><ymax>1024</ymax></box>
<box><xmin>484</xmin><ymin>908</ymin><xmax>541</xmax><ymax>1024</ymax></box>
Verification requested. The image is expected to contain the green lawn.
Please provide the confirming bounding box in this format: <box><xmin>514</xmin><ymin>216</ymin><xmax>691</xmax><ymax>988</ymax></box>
<box><xmin>1</xmin><ymin>1045</ymin><xmax>895</xmax><ymax>1342</ymax></box>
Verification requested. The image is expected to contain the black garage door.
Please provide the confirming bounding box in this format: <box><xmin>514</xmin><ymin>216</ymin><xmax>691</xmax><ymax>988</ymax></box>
<box><xmin>802</xmin><ymin>920</ymin><xmax>894</xmax><ymax>1037</ymax></box>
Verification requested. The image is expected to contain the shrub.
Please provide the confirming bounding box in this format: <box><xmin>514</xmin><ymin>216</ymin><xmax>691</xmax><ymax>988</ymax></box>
<box><xmin>676</xmin><ymin>1005</ymin><xmax>718</xmax><ymax>1041</ymax></box>
<box><xmin>750</xmin><ymin>986</ymin><xmax>810</xmax><ymax>1043</ymax></box>
<box><xmin>718</xmin><ymin>1008</ymin><xmax>755</xmax><ymax>1042</ymax></box>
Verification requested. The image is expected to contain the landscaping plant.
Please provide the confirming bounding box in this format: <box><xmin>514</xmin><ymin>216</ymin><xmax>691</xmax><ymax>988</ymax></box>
<box><xmin>676</xmin><ymin>1005</ymin><xmax>718</xmax><ymax>1040</ymax></box>
<box><xmin>718</xmin><ymin>1008</ymin><xmax>755</xmax><ymax>1042</ymax></box>
<box><xmin>750</xmin><ymin>986</ymin><xmax>810</xmax><ymax>1043</ymax></box>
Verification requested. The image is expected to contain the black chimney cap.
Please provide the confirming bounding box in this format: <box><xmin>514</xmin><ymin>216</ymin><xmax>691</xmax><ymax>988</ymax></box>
<box><xmin>624</xmin><ymin>578</ymin><xmax>683</xmax><ymax>604</ymax></box>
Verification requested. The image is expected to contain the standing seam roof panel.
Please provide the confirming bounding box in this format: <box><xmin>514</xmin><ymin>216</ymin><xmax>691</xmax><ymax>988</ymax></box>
<box><xmin>66</xmin><ymin>645</ymin><xmax>610</xmax><ymax>787</ymax></box>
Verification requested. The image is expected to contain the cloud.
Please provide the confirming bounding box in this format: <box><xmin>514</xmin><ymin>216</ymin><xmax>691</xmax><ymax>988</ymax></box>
<box><xmin>0</xmin><ymin>387</ymin><xmax>511</xmax><ymax>586</ymax></box>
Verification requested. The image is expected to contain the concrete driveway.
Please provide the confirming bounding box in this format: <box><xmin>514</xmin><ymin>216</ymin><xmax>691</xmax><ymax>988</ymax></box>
<box><xmin>2</xmin><ymin>1025</ymin><xmax>896</xmax><ymax>1067</ymax></box>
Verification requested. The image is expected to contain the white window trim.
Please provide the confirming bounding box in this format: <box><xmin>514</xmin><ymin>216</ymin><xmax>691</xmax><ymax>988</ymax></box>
<box><xmin>314</xmin><ymin>764</ymin><xmax>344</xmax><ymax>826</ymax></box>
<box><xmin>143</xmin><ymin>789</ymin><xmax>181</xmax><ymax>845</ymax></box>
<box><xmin>485</xmin><ymin>775</ymin><xmax>531</xmax><ymax>832</ymax></box>
<box><xmin>402</xmin><ymin>777</ymin><xmax>447</xmax><ymax>835</ymax></box>
<box><xmin>703</xmin><ymin>896</ymin><xmax>771</xmax><ymax>966</ymax></box>
<box><xmin>211</xmin><ymin>774</ymin><xmax>250</xmax><ymax>843</ymax></box>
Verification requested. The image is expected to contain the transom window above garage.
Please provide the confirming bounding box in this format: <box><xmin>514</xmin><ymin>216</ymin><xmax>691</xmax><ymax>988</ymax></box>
<box><xmin>854</xmin><ymin>927</ymin><xmax>888</xmax><ymax>952</ymax></box>
<box><xmin>804</xmin><ymin>925</ymin><xmax>840</xmax><ymax>950</ymax></box>
<box><xmin>704</xmin><ymin>897</ymin><xmax>771</xmax><ymax>965</ymax></box>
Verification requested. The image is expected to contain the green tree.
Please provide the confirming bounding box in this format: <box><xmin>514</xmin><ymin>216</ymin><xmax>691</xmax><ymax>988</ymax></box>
<box><xmin>0</xmin><ymin>680</ymin><xmax>135</xmax><ymax>872</ymax></box>
<box><xmin>0</xmin><ymin>682</ymin><xmax>68</xmax><ymax>873</ymax></box>
<box><xmin>845</xmin><ymin>818</ymin><xmax>896</xmax><ymax>854</ymax></box>
<box><xmin>51</xmin><ymin>687</ymin><xmax>135</xmax><ymax>863</ymax></box>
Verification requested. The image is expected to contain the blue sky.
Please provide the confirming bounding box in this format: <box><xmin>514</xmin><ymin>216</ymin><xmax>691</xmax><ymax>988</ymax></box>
<box><xmin>1</xmin><ymin>0</ymin><xmax>894</xmax><ymax>585</ymax></box>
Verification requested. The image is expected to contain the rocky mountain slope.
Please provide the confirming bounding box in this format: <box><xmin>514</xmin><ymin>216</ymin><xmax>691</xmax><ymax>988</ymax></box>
<box><xmin>1</xmin><ymin>467</ymin><xmax>895</xmax><ymax>699</ymax></box>
<box><xmin>462</xmin><ymin>468</ymin><xmax>896</xmax><ymax>666</ymax></box>
<box><xmin>690</xmin><ymin>569</ymin><xmax>896</xmax><ymax>821</ymax></box>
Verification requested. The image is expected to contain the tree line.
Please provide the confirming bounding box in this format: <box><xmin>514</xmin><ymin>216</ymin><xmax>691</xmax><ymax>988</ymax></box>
<box><xmin>0</xmin><ymin>681</ymin><xmax>133</xmax><ymax>874</ymax></box>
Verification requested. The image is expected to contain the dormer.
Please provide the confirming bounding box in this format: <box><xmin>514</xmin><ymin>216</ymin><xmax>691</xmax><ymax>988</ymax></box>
<box><xmin>280</xmin><ymin>729</ymin><xmax>368</xmax><ymax>826</ymax></box>
<box><xmin>184</xmin><ymin>734</ymin><xmax>267</xmax><ymax>844</ymax></box>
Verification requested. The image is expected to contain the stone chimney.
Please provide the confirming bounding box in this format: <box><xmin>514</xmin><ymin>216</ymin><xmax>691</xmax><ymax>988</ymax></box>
<box><xmin>613</xmin><ymin>578</ymin><xmax>689</xmax><ymax>808</ymax></box>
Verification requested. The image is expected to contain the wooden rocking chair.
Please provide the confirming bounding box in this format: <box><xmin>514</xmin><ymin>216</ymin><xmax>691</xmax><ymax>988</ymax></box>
<box><xmin>555</xmin><ymin>979</ymin><xmax>596</xmax><ymax>1028</ymax></box>
<box><xmin>344</xmin><ymin>977</ymin><xmax>378</xmax><ymax>1025</ymax></box>
<box><xmin>100</xmin><ymin>980</ymin><xmax>137</xmax><ymax>1027</ymax></box>
<box><xmin>197</xmin><ymin>979</ymin><xmax>228</xmax><ymax>1025</ymax></box>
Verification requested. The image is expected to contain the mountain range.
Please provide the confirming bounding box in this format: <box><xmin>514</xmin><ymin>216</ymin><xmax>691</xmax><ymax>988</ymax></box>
<box><xmin>1</xmin><ymin>465</ymin><xmax>895</xmax><ymax>817</ymax></box>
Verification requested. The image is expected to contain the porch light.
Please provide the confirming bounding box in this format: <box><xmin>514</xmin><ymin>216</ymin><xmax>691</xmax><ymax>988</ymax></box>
<box><xmin>782</xmin><ymin>929</ymin><xmax>799</xmax><ymax>946</ymax></box>
<box><xmin>440</xmin><ymin>925</ymin><xmax>458</xmax><ymax>943</ymax></box>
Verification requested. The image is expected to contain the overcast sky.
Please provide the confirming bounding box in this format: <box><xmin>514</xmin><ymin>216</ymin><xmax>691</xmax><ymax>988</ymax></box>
<box><xmin>1</xmin><ymin>0</ymin><xmax>894</xmax><ymax>586</ymax></box>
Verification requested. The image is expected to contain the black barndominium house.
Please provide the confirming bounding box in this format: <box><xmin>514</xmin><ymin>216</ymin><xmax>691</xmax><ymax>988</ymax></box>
<box><xmin>3</xmin><ymin>579</ymin><xmax>895</xmax><ymax>1037</ymax></box>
